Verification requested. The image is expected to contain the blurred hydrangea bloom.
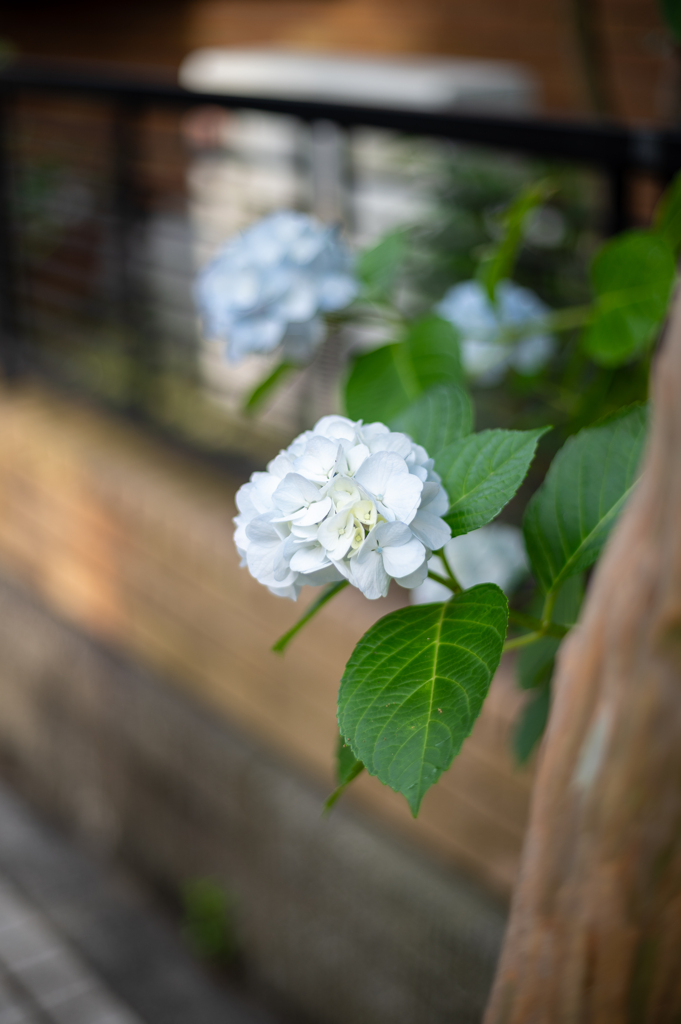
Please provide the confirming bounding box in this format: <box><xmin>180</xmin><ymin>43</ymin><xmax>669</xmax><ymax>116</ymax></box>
<box><xmin>195</xmin><ymin>211</ymin><xmax>358</xmax><ymax>364</ymax></box>
<box><xmin>234</xmin><ymin>414</ymin><xmax>451</xmax><ymax>601</ymax></box>
<box><xmin>411</xmin><ymin>524</ymin><xmax>529</xmax><ymax>605</ymax></box>
<box><xmin>436</xmin><ymin>279</ymin><xmax>555</xmax><ymax>386</ymax></box>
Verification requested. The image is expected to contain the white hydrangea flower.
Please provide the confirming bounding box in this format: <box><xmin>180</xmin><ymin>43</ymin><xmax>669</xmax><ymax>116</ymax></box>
<box><xmin>195</xmin><ymin>211</ymin><xmax>358</xmax><ymax>364</ymax></box>
<box><xmin>436</xmin><ymin>279</ymin><xmax>556</xmax><ymax>386</ymax></box>
<box><xmin>234</xmin><ymin>414</ymin><xmax>452</xmax><ymax>600</ymax></box>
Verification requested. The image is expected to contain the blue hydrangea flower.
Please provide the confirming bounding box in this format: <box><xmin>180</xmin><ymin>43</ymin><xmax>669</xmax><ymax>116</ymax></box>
<box><xmin>195</xmin><ymin>211</ymin><xmax>358</xmax><ymax>364</ymax></box>
<box><xmin>436</xmin><ymin>279</ymin><xmax>556</xmax><ymax>386</ymax></box>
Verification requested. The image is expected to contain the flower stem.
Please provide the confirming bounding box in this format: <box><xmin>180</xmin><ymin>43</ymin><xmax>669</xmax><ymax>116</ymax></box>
<box><xmin>272</xmin><ymin>580</ymin><xmax>349</xmax><ymax>653</ymax></box>
<box><xmin>495</xmin><ymin>304</ymin><xmax>593</xmax><ymax>346</ymax></box>
<box><xmin>439</xmin><ymin>549</ymin><xmax>463</xmax><ymax>593</ymax></box>
<box><xmin>503</xmin><ymin>588</ymin><xmax>568</xmax><ymax>652</ymax></box>
<box><xmin>427</xmin><ymin>570</ymin><xmax>459</xmax><ymax>593</ymax></box>
<box><xmin>503</xmin><ymin>630</ymin><xmax>545</xmax><ymax>652</ymax></box>
<box><xmin>509</xmin><ymin>608</ymin><xmax>567</xmax><ymax>639</ymax></box>
<box><xmin>542</xmin><ymin>588</ymin><xmax>559</xmax><ymax>631</ymax></box>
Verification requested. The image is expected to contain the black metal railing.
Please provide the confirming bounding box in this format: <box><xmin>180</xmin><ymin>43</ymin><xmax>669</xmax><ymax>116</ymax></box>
<box><xmin>0</xmin><ymin>60</ymin><xmax>679</xmax><ymax>462</ymax></box>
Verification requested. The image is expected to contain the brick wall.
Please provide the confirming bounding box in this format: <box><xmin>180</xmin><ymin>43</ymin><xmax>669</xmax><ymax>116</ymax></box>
<box><xmin>0</xmin><ymin>384</ymin><xmax>532</xmax><ymax>898</ymax></box>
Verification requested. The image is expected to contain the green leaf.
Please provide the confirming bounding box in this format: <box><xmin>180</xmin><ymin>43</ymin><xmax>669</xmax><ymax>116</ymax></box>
<box><xmin>477</xmin><ymin>180</ymin><xmax>552</xmax><ymax>301</ymax></box>
<box><xmin>516</xmin><ymin>637</ymin><xmax>559</xmax><ymax>691</ymax></box>
<box><xmin>513</xmin><ymin>681</ymin><xmax>551</xmax><ymax>765</ymax></box>
<box><xmin>272</xmin><ymin>581</ymin><xmax>348</xmax><ymax>653</ymax></box>
<box><xmin>344</xmin><ymin>315</ymin><xmax>463</xmax><ymax>423</ymax></box>
<box><xmin>523</xmin><ymin>404</ymin><xmax>647</xmax><ymax>594</ymax></box>
<box><xmin>582</xmin><ymin>231</ymin><xmax>675</xmax><ymax>367</ymax></box>
<box><xmin>436</xmin><ymin>427</ymin><xmax>549</xmax><ymax>537</ymax></box>
<box><xmin>344</xmin><ymin>344</ymin><xmax>411</xmax><ymax>424</ymax></box>
<box><xmin>357</xmin><ymin>230</ymin><xmax>408</xmax><ymax>302</ymax></box>
<box><xmin>660</xmin><ymin>0</ymin><xmax>681</xmax><ymax>41</ymax></box>
<box><xmin>338</xmin><ymin>585</ymin><xmax>508</xmax><ymax>816</ymax></box>
<box><xmin>654</xmin><ymin>170</ymin><xmax>681</xmax><ymax>255</ymax></box>
<box><xmin>242</xmin><ymin>361</ymin><xmax>297</xmax><ymax>414</ymax></box>
<box><xmin>407</xmin><ymin>315</ymin><xmax>464</xmax><ymax>393</ymax></box>
<box><xmin>390</xmin><ymin>384</ymin><xmax>473</xmax><ymax>455</ymax></box>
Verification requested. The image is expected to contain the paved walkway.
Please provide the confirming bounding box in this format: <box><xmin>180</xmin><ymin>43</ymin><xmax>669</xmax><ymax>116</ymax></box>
<box><xmin>0</xmin><ymin>784</ymin><xmax>275</xmax><ymax>1024</ymax></box>
<box><xmin>0</xmin><ymin>877</ymin><xmax>142</xmax><ymax>1024</ymax></box>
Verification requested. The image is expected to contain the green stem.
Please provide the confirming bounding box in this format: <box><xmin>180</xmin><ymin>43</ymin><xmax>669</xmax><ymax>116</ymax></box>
<box><xmin>504</xmin><ymin>588</ymin><xmax>569</xmax><ymax>652</ymax></box>
<box><xmin>495</xmin><ymin>304</ymin><xmax>593</xmax><ymax>346</ymax></box>
<box><xmin>508</xmin><ymin>609</ymin><xmax>567</xmax><ymax>639</ymax></box>
<box><xmin>272</xmin><ymin>581</ymin><xmax>349</xmax><ymax>653</ymax></box>
<box><xmin>427</xmin><ymin>570</ymin><xmax>459</xmax><ymax>593</ymax></box>
<box><xmin>542</xmin><ymin>589</ymin><xmax>559</xmax><ymax>631</ymax></box>
<box><xmin>322</xmin><ymin>762</ymin><xmax>365</xmax><ymax>815</ymax></box>
<box><xmin>503</xmin><ymin>630</ymin><xmax>545</xmax><ymax>652</ymax></box>
<box><xmin>438</xmin><ymin>548</ymin><xmax>463</xmax><ymax>593</ymax></box>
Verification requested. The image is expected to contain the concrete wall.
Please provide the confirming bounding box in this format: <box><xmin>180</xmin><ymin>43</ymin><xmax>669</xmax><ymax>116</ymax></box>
<box><xmin>0</xmin><ymin>572</ymin><xmax>506</xmax><ymax>1024</ymax></box>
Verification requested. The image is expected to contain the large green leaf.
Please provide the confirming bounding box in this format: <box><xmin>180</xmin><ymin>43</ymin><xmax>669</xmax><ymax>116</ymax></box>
<box><xmin>582</xmin><ymin>231</ymin><xmax>675</xmax><ymax>366</ymax></box>
<box><xmin>523</xmin><ymin>404</ymin><xmax>647</xmax><ymax>594</ymax></box>
<box><xmin>344</xmin><ymin>315</ymin><xmax>463</xmax><ymax>423</ymax></box>
<box><xmin>357</xmin><ymin>230</ymin><xmax>408</xmax><ymax>302</ymax></box>
<box><xmin>391</xmin><ymin>384</ymin><xmax>473</xmax><ymax>455</ymax></box>
<box><xmin>436</xmin><ymin>427</ymin><xmax>549</xmax><ymax>537</ymax></box>
<box><xmin>338</xmin><ymin>585</ymin><xmax>508</xmax><ymax>815</ymax></box>
<box><xmin>408</xmin><ymin>315</ymin><xmax>464</xmax><ymax>393</ymax></box>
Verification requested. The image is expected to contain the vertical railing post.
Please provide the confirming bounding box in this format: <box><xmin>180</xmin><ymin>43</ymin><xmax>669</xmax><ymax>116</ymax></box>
<box><xmin>0</xmin><ymin>86</ymin><xmax>22</xmax><ymax>382</ymax></box>
<box><xmin>110</xmin><ymin>97</ymin><xmax>156</xmax><ymax>418</ymax></box>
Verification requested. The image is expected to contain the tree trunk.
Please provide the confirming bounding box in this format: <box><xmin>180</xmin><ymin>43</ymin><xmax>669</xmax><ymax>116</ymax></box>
<box><xmin>484</xmin><ymin>294</ymin><xmax>681</xmax><ymax>1023</ymax></box>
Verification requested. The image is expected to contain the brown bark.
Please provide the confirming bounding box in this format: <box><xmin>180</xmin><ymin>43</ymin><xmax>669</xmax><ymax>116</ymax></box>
<box><xmin>484</xmin><ymin>294</ymin><xmax>681</xmax><ymax>1024</ymax></box>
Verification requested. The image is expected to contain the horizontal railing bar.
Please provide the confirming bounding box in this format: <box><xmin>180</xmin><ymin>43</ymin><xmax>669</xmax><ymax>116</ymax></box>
<box><xmin>0</xmin><ymin>61</ymin><xmax>679</xmax><ymax>173</ymax></box>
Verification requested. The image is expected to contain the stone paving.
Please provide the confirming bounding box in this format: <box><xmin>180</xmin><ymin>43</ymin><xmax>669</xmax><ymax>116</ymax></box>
<box><xmin>0</xmin><ymin>877</ymin><xmax>141</xmax><ymax>1024</ymax></box>
<box><xmin>0</xmin><ymin>784</ymin><xmax>275</xmax><ymax>1024</ymax></box>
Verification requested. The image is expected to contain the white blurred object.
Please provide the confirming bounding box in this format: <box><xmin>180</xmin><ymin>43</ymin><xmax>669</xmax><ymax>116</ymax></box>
<box><xmin>181</xmin><ymin>48</ymin><xmax>540</xmax><ymax>432</ymax></box>
<box><xmin>436</xmin><ymin>279</ymin><xmax>556</xmax><ymax>386</ymax></box>
<box><xmin>411</xmin><ymin>524</ymin><xmax>528</xmax><ymax>605</ymax></box>
<box><xmin>180</xmin><ymin>49</ymin><xmax>538</xmax><ymax>114</ymax></box>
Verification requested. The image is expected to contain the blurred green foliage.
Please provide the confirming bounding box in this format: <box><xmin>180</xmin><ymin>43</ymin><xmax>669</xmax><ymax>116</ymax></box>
<box><xmin>181</xmin><ymin>879</ymin><xmax>239</xmax><ymax>965</ymax></box>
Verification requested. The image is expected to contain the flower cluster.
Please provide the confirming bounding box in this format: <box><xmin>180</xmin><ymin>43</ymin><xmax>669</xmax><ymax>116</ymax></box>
<box><xmin>195</xmin><ymin>211</ymin><xmax>358</xmax><ymax>364</ymax></box>
<box><xmin>234</xmin><ymin>415</ymin><xmax>452</xmax><ymax>600</ymax></box>
<box><xmin>436</xmin><ymin>279</ymin><xmax>555</xmax><ymax>386</ymax></box>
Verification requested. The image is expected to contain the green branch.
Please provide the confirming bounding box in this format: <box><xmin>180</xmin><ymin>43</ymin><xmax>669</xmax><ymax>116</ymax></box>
<box><xmin>322</xmin><ymin>761</ymin><xmax>365</xmax><ymax>815</ymax></box>
<box><xmin>272</xmin><ymin>581</ymin><xmax>349</xmax><ymax>653</ymax></box>
<box><xmin>508</xmin><ymin>608</ymin><xmax>567</xmax><ymax>639</ymax></box>
<box><xmin>504</xmin><ymin>630</ymin><xmax>545</xmax><ymax>652</ymax></box>
<box><xmin>504</xmin><ymin>587</ymin><xmax>569</xmax><ymax>653</ymax></box>
<box><xmin>541</xmin><ymin>588</ymin><xmax>559</xmax><ymax>631</ymax></box>
<box><xmin>427</xmin><ymin>570</ymin><xmax>459</xmax><ymax>592</ymax></box>
<box><xmin>438</xmin><ymin>548</ymin><xmax>463</xmax><ymax>593</ymax></box>
<box><xmin>495</xmin><ymin>303</ymin><xmax>593</xmax><ymax>347</ymax></box>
